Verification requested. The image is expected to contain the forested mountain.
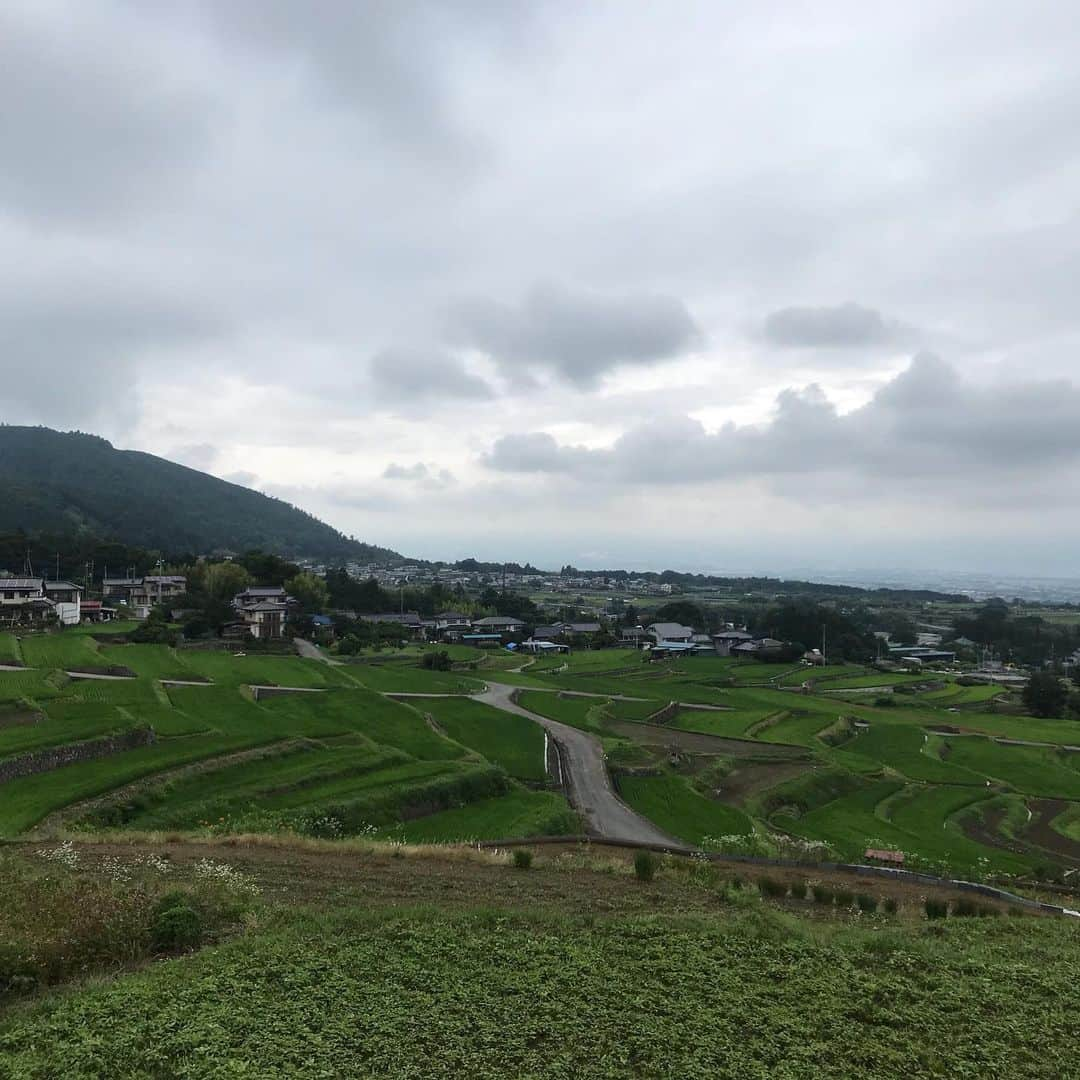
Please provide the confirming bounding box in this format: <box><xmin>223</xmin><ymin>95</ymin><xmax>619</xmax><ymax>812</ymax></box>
<box><xmin>0</xmin><ymin>426</ymin><xmax>400</xmax><ymax>562</ymax></box>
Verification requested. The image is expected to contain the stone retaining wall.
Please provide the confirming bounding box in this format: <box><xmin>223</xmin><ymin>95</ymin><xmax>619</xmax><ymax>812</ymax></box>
<box><xmin>0</xmin><ymin>727</ymin><xmax>155</xmax><ymax>784</ymax></box>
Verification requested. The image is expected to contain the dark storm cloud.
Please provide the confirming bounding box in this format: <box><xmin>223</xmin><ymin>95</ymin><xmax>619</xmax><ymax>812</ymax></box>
<box><xmin>0</xmin><ymin>6</ymin><xmax>212</xmax><ymax>220</ymax></box>
<box><xmin>762</xmin><ymin>304</ymin><xmax>908</xmax><ymax>348</ymax></box>
<box><xmin>449</xmin><ymin>283</ymin><xmax>703</xmax><ymax>386</ymax></box>
<box><xmin>369</xmin><ymin>347</ymin><xmax>494</xmax><ymax>406</ymax></box>
<box><xmin>484</xmin><ymin>354</ymin><xmax>1080</xmax><ymax>487</ymax></box>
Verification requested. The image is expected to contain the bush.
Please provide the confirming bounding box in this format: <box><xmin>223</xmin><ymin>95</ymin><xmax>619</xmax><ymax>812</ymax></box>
<box><xmin>883</xmin><ymin>897</ymin><xmax>899</xmax><ymax>915</ymax></box>
<box><xmin>151</xmin><ymin>894</ymin><xmax>203</xmax><ymax>953</ymax></box>
<box><xmin>873</xmin><ymin>696</ymin><xmax>896</xmax><ymax>707</ymax></box>
<box><xmin>757</xmin><ymin>877</ymin><xmax>787</xmax><ymax>899</ymax></box>
<box><xmin>952</xmin><ymin>898</ymin><xmax>979</xmax><ymax>918</ymax></box>
<box><xmin>789</xmin><ymin>881</ymin><xmax>808</xmax><ymax>900</ymax></box>
<box><xmin>730</xmin><ymin>875</ymin><xmax>743</xmax><ymax>891</ymax></box>
<box><xmin>811</xmin><ymin>884</ymin><xmax>834</xmax><ymax>904</ymax></box>
<box><xmin>634</xmin><ymin>851</ymin><xmax>657</xmax><ymax>883</ymax></box>
<box><xmin>511</xmin><ymin>849</ymin><xmax>533</xmax><ymax>871</ymax></box>
<box><xmin>834</xmin><ymin>889</ymin><xmax>854</xmax><ymax>908</ymax></box>
<box><xmin>420</xmin><ymin>650</ymin><xmax>453</xmax><ymax>671</ymax></box>
<box><xmin>925</xmin><ymin>898</ymin><xmax>948</xmax><ymax>920</ymax></box>
<box><xmin>856</xmin><ymin>893</ymin><xmax>878</xmax><ymax>914</ymax></box>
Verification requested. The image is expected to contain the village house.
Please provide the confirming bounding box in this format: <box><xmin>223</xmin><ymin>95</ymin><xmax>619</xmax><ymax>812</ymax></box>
<box><xmin>471</xmin><ymin>615</ymin><xmax>526</xmax><ymax>635</ymax></box>
<box><xmin>712</xmin><ymin>629</ymin><xmax>754</xmax><ymax>656</ymax></box>
<box><xmin>231</xmin><ymin>585</ymin><xmax>294</xmax><ymax>640</ymax></box>
<box><xmin>646</xmin><ymin>622</ymin><xmax>695</xmax><ymax>645</ymax></box>
<box><xmin>0</xmin><ymin>578</ymin><xmax>83</xmax><ymax>625</ymax></box>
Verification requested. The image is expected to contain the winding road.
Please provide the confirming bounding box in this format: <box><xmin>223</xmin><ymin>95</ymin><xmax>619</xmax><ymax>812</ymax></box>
<box><xmin>294</xmin><ymin>640</ymin><xmax>682</xmax><ymax>847</ymax></box>
<box><xmin>476</xmin><ymin>681</ymin><xmax>682</xmax><ymax>847</ymax></box>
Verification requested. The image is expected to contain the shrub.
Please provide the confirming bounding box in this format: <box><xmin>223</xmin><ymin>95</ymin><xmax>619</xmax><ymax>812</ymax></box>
<box><xmin>811</xmin><ymin>884</ymin><xmax>834</xmax><ymax>904</ymax></box>
<box><xmin>730</xmin><ymin>875</ymin><xmax>743</xmax><ymax>891</ymax></box>
<box><xmin>634</xmin><ymin>851</ymin><xmax>657</xmax><ymax>883</ymax></box>
<box><xmin>789</xmin><ymin>881</ymin><xmax>808</xmax><ymax>900</ymax></box>
<box><xmin>834</xmin><ymin>889</ymin><xmax>855</xmax><ymax>908</ymax></box>
<box><xmin>925</xmin><ymin>898</ymin><xmax>948</xmax><ymax>920</ymax></box>
<box><xmin>952</xmin><ymin>898</ymin><xmax>979</xmax><ymax>918</ymax></box>
<box><xmin>856</xmin><ymin>893</ymin><xmax>878</xmax><ymax>914</ymax></box>
<box><xmin>757</xmin><ymin>877</ymin><xmax>787</xmax><ymax>899</ymax></box>
<box><xmin>420</xmin><ymin>650</ymin><xmax>453</xmax><ymax>671</ymax></box>
<box><xmin>151</xmin><ymin>895</ymin><xmax>203</xmax><ymax>953</ymax></box>
<box><xmin>511</xmin><ymin>849</ymin><xmax>533</xmax><ymax>871</ymax></box>
<box><xmin>883</xmin><ymin>897</ymin><xmax>899</xmax><ymax>915</ymax></box>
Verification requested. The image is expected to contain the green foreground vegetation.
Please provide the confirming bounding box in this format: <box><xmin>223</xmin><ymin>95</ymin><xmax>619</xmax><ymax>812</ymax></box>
<box><xmin>1</xmin><ymin>839</ymin><xmax>1078</xmax><ymax>1079</ymax></box>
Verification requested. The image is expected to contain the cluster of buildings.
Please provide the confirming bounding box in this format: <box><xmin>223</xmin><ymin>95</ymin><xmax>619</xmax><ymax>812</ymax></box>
<box><xmin>0</xmin><ymin>578</ymin><xmax>89</xmax><ymax>626</ymax></box>
<box><xmin>331</xmin><ymin>562</ymin><xmax>680</xmax><ymax>597</ymax></box>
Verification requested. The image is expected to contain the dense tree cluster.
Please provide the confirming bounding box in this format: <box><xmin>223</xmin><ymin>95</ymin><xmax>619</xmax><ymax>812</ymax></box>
<box><xmin>954</xmin><ymin>600</ymin><xmax>1080</xmax><ymax>666</ymax></box>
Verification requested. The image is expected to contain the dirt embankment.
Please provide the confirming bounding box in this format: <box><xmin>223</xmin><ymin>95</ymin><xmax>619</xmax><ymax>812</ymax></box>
<box><xmin>9</xmin><ymin>835</ymin><xmax>1059</xmax><ymax>916</ymax></box>
<box><xmin>607</xmin><ymin>719</ymin><xmax>805</xmax><ymax>759</ymax></box>
<box><xmin>1022</xmin><ymin>799</ymin><xmax>1080</xmax><ymax>863</ymax></box>
<box><xmin>710</xmin><ymin>761</ymin><xmax>819</xmax><ymax>808</ymax></box>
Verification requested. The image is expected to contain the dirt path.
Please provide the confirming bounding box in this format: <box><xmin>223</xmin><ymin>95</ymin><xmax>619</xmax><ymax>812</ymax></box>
<box><xmin>606</xmin><ymin>719</ymin><xmax>807</xmax><ymax>758</ymax></box>
<box><xmin>476</xmin><ymin>681</ymin><xmax>681</xmax><ymax>848</ymax></box>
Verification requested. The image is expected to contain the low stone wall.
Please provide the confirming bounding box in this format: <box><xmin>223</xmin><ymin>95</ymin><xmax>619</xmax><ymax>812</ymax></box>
<box><xmin>646</xmin><ymin>701</ymin><xmax>679</xmax><ymax>725</ymax></box>
<box><xmin>0</xmin><ymin>727</ymin><xmax>155</xmax><ymax>784</ymax></box>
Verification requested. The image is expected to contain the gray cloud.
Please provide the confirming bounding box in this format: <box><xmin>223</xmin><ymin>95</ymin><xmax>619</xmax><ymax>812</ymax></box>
<box><xmin>762</xmin><ymin>303</ymin><xmax>908</xmax><ymax>349</ymax></box>
<box><xmin>484</xmin><ymin>354</ymin><xmax>1080</xmax><ymax>488</ymax></box>
<box><xmin>169</xmin><ymin>443</ymin><xmax>219</xmax><ymax>471</ymax></box>
<box><xmin>449</xmin><ymin>283</ymin><xmax>703</xmax><ymax>386</ymax></box>
<box><xmin>0</xmin><ymin>6</ymin><xmax>211</xmax><ymax>221</ymax></box>
<box><xmin>382</xmin><ymin>462</ymin><xmax>456</xmax><ymax>488</ymax></box>
<box><xmin>483</xmin><ymin>433</ymin><xmax>592</xmax><ymax>474</ymax></box>
<box><xmin>5</xmin><ymin>3</ymin><xmax>1080</xmax><ymax>572</ymax></box>
<box><xmin>0</xmin><ymin>289</ymin><xmax>225</xmax><ymax>428</ymax></box>
<box><xmin>369</xmin><ymin>347</ymin><xmax>494</xmax><ymax>406</ymax></box>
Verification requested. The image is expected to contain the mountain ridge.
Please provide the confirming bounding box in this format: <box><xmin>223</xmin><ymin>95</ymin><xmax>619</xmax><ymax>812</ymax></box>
<box><xmin>0</xmin><ymin>425</ymin><xmax>400</xmax><ymax>562</ymax></box>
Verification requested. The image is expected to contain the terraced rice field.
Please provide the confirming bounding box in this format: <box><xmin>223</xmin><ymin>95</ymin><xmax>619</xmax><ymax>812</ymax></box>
<box><xmin>0</xmin><ymin>638</ymin><xmax>571</xmax><ymax>841</ymax></box>
<box><xmin>421</xmin><ymin>697</ymin><xmax>547</xmax><ymax>780</ymax></box>
<box><xmin>2</xmin><ymin>628</ymin><xmax>1077</xmax><ymax>880</ymax></box>
<box><xmin>617</xmin><ymin>773</ymin><xmax>753</xmax><ymax>845</ymax></box>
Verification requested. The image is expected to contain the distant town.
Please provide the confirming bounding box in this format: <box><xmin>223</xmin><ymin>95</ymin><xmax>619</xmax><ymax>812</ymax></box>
<box><xmin>3</xmin><ymin>552</ymin><xmax>1077</xmax><ymax>688</ymax></box>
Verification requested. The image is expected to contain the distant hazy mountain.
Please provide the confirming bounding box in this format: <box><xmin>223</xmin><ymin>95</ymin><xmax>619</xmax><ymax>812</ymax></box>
<box><xmin>0</xmin><ymin>426</ymin><xmax>400</xmax><ymax>562</ymax></box>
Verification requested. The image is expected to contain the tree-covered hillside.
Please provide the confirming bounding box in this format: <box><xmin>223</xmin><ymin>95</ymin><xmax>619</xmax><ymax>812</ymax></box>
<box><xmin>0</xmin><ymin>426</ymin><xmax>399</xmax><ymax>562</ymax></box>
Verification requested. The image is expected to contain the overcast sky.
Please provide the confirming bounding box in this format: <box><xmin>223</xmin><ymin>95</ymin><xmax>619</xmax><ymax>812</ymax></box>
<box><xmin>4</xmin><ymin>1</ymin><xmax>1080</xmax><ymax>575</ymax></box>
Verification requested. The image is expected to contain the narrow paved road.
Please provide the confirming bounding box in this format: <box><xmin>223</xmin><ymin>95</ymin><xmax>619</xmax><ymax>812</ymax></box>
<box><xmin>476</xmin><ymin>681</ymin><xmax>683</xmax><ymax>848</ymax></box>
<box><xmin>294</xmin><ymin>638</ymin><xmax>343</xmax><ymax>664</ymax></box>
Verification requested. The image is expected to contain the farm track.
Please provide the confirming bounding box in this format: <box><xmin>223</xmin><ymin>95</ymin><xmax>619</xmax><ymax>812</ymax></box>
<box><xmin>477</xmin><ymin>682</ymin><xmax>682</xmax><ymax>847</ymax></box>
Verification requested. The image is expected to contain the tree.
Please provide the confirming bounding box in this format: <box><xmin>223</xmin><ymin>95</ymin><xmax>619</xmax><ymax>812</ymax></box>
<box><xmin>654</xmin><ymin>601</ymin><xmax>706</xmax><ymax>629</ymax></box>
<box><xmin>1022</xmin><ymin>672</ymin><xmax>1067</xmax><ymax>719</ymax></box>
<box><xmin>285</xmin><ymin>572</ymin><xmax>330</xmax><ymax>614</ymax></box>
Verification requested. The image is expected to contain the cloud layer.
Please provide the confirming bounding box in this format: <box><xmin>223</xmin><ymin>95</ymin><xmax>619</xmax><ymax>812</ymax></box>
<box><xmin>2</xmin><ymin>1</ymin><xmax>1080</xmax><ymax>573</ymax></box>
<box><xmin>485</xmin><ymin>354</ymin><xmax>1080</xmax><ymax>487</ymax></box>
